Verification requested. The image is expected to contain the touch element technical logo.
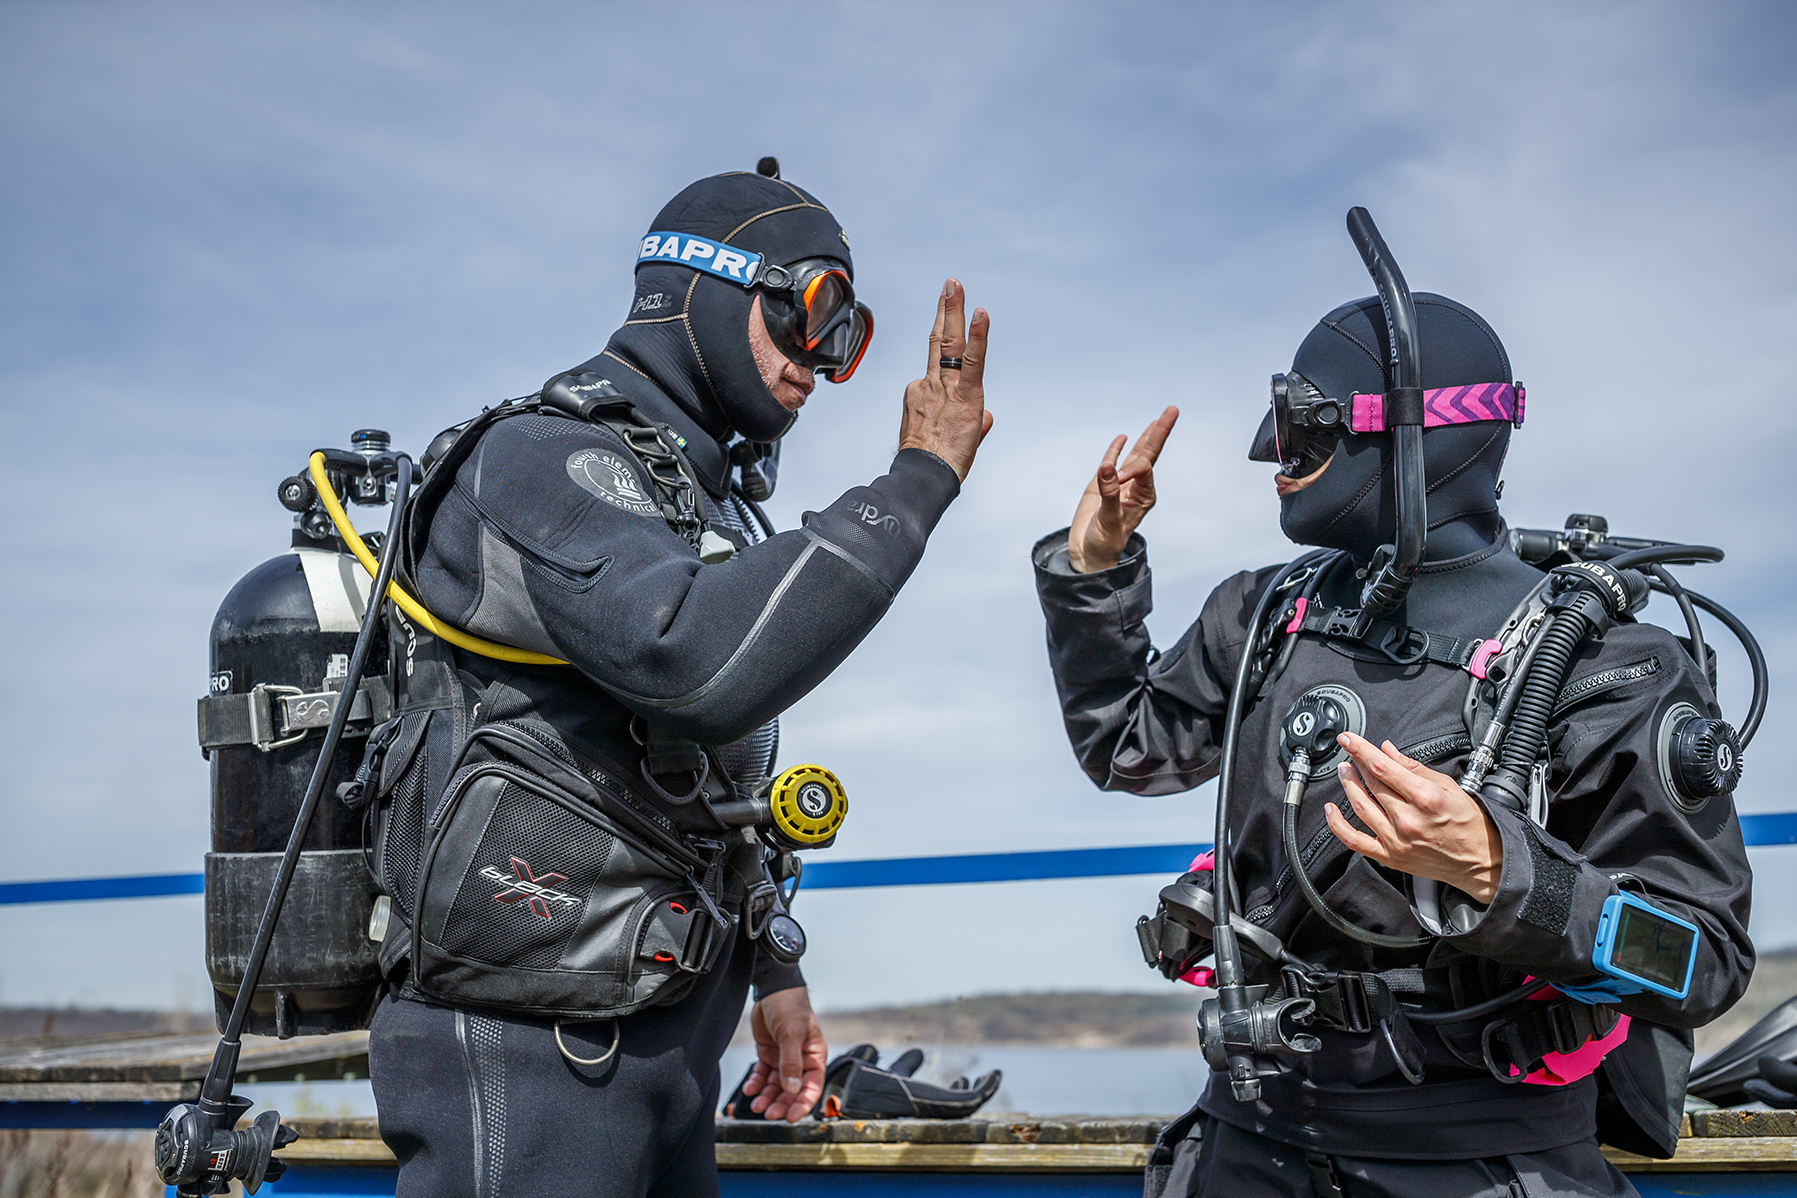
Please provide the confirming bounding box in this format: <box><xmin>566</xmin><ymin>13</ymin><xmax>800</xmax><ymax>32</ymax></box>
<box><xmin>483</xmin><ymin>856</ymin><xmax>581</xmax><ymax>919</ymax></box>
<box><xmin>567</xmin><ymin>448</ymin><xmax>661</xmax><ymax>517</ymax></box>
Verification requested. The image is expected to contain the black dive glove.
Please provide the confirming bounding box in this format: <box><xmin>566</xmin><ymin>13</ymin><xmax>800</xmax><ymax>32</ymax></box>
<box><xmin>1745</xmin><ymin>1056</ymin><xmax>1797</xmax><ymax>1109</ymax></box>
<box><xmin>723</xmin><ymin>1044</ymin><xmax>1002</xmax><ymax>1120</ymax></box>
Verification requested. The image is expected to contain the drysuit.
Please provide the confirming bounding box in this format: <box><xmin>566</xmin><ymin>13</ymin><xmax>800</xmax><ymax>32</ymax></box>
<box><xmin>365</xmin><ymin>170</ymin><xmax>962</xmax><ymax>1198</ymax></box>
<box><xmin>1033</xmin><ymin>295</ymin><xmax>1753</xmax><ymax>1196</ymax></box>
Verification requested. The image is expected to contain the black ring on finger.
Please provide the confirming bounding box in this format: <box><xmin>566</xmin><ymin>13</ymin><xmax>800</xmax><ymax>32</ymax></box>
<box><xmin>939</xmin><ymin>356</ymin><xmax>964</xmax><ymax>370</ymax></box>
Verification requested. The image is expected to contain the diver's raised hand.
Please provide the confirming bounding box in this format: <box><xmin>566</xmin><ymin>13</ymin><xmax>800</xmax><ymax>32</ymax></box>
<box><xmin>1068</xmin><ymin>406</ymin><xmax>1179</xmax><ymax>573</ymax></box>
<box><xmin>897</xmin><ymin>278</ymin><xmax>993</xmax><ymax>481</ymax></box>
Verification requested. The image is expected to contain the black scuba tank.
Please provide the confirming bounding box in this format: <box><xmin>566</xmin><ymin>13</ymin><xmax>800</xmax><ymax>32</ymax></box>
<box><xmin>197</xmin><ymin>431</ymin><xmax>398</xmax><ymax>1038</ymax></box>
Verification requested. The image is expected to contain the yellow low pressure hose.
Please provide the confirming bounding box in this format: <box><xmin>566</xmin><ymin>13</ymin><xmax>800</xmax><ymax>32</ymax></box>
<box><xmin>308</xmin><ymin>452</ymin><xmax>569</xmax><ymax>666</ymax></box>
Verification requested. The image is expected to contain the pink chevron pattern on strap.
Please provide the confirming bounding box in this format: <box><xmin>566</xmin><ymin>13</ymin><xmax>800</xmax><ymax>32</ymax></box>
<box><xmin>1350</xmin><ymin>383</ymin><xmax>1523</xmax><ymax>433</ymax></box>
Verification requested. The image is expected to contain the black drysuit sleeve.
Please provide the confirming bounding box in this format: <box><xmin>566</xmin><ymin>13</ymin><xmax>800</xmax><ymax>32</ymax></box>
<box><xmin>1413</xmin><ymin>622</ymin><xmax>1755</xmax><ymax>1030</ymax></box>
<box><xmin>1030</xmin><ymin>529</ymin><xmax>1270</xmax><ymax>795</ymax></box>
<box><xmin>416</xmin><ymin>417</ymin><xmax>961</xmax><ymax>745</ymax></box>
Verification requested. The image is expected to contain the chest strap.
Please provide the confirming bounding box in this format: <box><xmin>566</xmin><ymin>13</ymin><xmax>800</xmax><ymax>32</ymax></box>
<box><xmin>1280</xmin><ymin>966</ymin><xmax>1435</xmax><ymax>1034</ymax></box>
<box><xmin>1284</xmin><ymin>597</ymin><xmax>1487</xmax><ymax>670</ymax></box>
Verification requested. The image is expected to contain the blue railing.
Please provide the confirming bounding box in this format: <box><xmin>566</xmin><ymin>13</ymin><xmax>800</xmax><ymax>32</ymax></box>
<box><xmin>5</xmin><ymin>812</ymin><xmax>1795</xmax><ymax>905</ymax></box>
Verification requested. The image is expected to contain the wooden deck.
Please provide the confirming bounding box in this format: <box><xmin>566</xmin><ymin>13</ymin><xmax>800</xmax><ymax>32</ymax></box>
<box><xmin>3</xmin><ymin>1030</ymin><xmax>1795</xmax><ymax>1185</ymax></box>
<box><xmin>270</xmin><ymin>1112</ymin><xmax>1797</xmax><ymax>1174</ymax></box>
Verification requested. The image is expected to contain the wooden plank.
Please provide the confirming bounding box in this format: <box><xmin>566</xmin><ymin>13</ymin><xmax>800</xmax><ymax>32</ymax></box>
<box><xmin>274</xmin><ymin>1139</ymin><xmax>1152</xmax><ymax>1171</ymax></box>
<box><xmin>1690</xmin><ymin>1110</ymin><xmax>1797</xmax><ymax>1138</ymax></box>
<box><xmin>0</xmin><ymin>1030</ymin><xmax>369</xmax><ymax>1083</ymax></box>
<box><xmin>0</xmin><ymin>1082</ymin><xmax>196</xmax><ymax>1102</ymax></box>
<box><xmin>1604</xmin><ymin>1137</ymin><xmax>1797</xmax><ymax>1173</ymax></box>
<box><xmin>276</xmin><ymin>1136</ymin><xmax>1797</xmax><ymax>1175</ymax></box>
<box><xmin>273</xmin><ymin>1142</ymin><xmax>1797</xmax><ymax>1178</ymax></box>
<box><xmin>277</xmin><ymin>1139</ymin><xmax>399</xmax><ymax>1165</ymax></box>
<box><xmin>715</xmin><ymin>1143</ymin><xmax>1150</xmax><ymax>1171</ymax></box>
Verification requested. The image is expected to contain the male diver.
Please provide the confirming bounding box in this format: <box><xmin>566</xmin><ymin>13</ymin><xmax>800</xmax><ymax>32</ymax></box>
<box><xmin>363</xmin><ymin>161</ymin><xmax>992</xmax><ymax>1197</ymax></box>
<box><xmin>1033</xmin><ymin>217</ymin><xmax>1752</xmax><ymax>1196</ymax></box>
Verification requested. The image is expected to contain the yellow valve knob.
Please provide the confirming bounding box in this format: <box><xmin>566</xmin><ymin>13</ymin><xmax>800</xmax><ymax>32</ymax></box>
<box><xmin>768</xmin><ymin>764</ymin><xmax>847</xmax><ymax>846</ymax></box>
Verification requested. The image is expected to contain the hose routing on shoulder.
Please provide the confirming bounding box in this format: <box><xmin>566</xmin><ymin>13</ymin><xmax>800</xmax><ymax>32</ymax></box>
<box><xmin>308</xmin><ymin>452</ymin><xmax>570</xmax><ymax>667</ymax></box>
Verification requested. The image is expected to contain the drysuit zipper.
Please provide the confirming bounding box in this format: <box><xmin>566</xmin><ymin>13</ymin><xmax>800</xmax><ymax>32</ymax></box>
<box><xmin>1552</xmin><ymin>656</ymin><xmax>1659</xmax><ymax>717</ymax></box>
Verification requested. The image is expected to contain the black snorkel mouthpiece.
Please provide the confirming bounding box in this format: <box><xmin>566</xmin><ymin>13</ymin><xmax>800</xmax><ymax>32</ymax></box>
<box><xmin>1343</xmin><ymin>207</ymin><xmax>1426</xmax><ymax>637</ymax></box>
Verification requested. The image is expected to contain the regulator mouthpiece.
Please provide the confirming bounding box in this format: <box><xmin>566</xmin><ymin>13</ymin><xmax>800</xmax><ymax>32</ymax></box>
<box><xmin>155</xmin><ymin>1099</ymin><xmax>297</xmax><ymax>1195</ymax></box>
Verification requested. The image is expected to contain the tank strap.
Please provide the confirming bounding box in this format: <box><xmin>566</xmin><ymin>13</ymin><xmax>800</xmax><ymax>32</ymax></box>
<box><xmin>197</xmin><ymin>678</ymin><xmax>391</xmax><ymax>754</ymax></box>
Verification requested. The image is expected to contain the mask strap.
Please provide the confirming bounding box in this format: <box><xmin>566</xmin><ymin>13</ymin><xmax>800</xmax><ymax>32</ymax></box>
<box><xmin>1349</xmin><ymin>383</ymin><xmax>1524</xmax><ymax>433</ymax></box>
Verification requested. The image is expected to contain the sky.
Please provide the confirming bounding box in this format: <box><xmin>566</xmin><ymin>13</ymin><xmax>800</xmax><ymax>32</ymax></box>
<box><xmin>3</xmin><ymin>0</ymin><xmax>1796</xmax><ymax>1013</ymax></box>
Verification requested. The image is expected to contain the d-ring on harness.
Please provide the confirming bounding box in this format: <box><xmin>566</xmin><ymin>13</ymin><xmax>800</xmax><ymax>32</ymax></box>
<box><xmin>555</xmin><ymin>1019</ymin><xmax>620</xmax><ymax>1067</ymax></box>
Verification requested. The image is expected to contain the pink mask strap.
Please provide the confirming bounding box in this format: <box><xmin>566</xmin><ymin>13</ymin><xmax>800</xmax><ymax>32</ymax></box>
<box><xmin>1350</xmin><ymin>383</ymin><xmax>1523</xmax><ymax>433</ymax></box>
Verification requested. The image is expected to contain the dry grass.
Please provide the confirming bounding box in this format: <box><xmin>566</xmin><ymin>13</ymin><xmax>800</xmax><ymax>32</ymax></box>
<box><xmin>0</xmin><ymin>1131</ymin><xmax>165</xmax><ymax>1198</ymax></box>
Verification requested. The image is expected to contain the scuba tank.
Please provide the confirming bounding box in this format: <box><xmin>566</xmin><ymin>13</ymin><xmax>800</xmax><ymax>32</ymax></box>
<box><xmin>196</xmin><ymin>430</ymin><xmax>400</xmax><ymax>1038</ymax></box>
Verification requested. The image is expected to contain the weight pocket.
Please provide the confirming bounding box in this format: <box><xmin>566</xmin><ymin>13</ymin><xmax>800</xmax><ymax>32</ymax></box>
<box><xmin>408</xmin><ymin>758</ymin><xmax>724</xmax><ymax>1018</ymax></box>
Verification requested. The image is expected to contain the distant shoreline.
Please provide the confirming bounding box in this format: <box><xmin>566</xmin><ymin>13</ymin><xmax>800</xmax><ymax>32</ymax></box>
<box><xmin>8</xmin><ymin>950</ymin><xmax>1792</xmax><ymax>1060</ymax></box>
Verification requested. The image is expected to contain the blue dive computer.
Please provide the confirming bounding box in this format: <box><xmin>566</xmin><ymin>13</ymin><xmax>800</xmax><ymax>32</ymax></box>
<box><xmin>1557</xmin><ymin>891</ymin><xmax>1699</xmax><ymax>1003</ymax></box>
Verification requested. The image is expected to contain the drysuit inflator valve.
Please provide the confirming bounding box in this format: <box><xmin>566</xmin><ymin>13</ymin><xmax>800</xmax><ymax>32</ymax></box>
<box><xmin>1281</xmin><ymin>694</ymin><xmax>1350</xmax><ymax>795</ymax></box>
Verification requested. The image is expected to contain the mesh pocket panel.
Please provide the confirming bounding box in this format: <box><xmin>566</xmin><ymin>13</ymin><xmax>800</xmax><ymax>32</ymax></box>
<box><xmin>519</xmin><ymin>415</ymin><xmax>572</xmax><ymax>440</ymax></box>
<box><xmin>715</xmin><ymin>720</ymin><xmax>776</xmax><ymax>786</ymax></box>
<box><xmin>439</xmin><ymin>782</ymin><xmax>615</xmax><ymax>970</ymax></box>
<box><xmin>383</xmin><ymin>759</ymin><xmax>428</xmax><ymax>920</ymax></box>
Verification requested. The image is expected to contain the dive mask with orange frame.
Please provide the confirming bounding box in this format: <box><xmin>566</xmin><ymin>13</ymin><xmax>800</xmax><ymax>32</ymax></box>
<box><xmin>754</xmin><ymin>257</ymin><xmax>874</xmax><ymax>383</ymax></box>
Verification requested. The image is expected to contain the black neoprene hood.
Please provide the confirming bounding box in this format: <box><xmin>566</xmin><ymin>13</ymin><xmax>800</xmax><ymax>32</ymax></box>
<box><xmin>604</xmin><ymin>171</ymin><xmax>855</xmax><ymax>444</ymax></box>
<box><xmin>1274</xmin><ymin>292</ymin><xmax>1517</xmax><ymax>562</ymax></box>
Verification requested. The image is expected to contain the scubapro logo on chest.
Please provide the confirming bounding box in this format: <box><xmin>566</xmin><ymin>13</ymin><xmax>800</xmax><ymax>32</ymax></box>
<box><xmin>567</xmin><ymin>448</ymin><xmax>660</xmax><ymax>516</ymax></box>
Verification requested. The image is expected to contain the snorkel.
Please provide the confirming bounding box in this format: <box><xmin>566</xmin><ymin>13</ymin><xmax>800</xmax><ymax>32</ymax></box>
<box><xmin>1195</xmin><ymin>208</ymin><xmax>1433</xmax><ymax>1101</ymax></box>
<box><xmin>1344</xmin><ymin>207</ymin><xmax>1427</xmax><ymax>637</ymax></box>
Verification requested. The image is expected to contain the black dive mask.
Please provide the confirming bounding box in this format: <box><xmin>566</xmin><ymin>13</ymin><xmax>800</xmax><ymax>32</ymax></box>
<box><xmin>755</xmin><ymin>257</ymin><xmax>873</xmax><ymax>382</ymax></box>
<box><xmin>1250</xmin><ymin>368</ymin><xmax>1523</xmax><ymax>479</ymax></box>
<box><xmin>1255</xmin><ymin>370</ymin><xmax>1344</xmax><ymax>478</ymax></box>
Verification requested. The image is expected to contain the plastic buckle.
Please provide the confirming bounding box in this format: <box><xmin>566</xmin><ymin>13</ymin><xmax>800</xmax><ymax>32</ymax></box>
<box><xmin>1546</xmin><ymin>1001</ymin><xmax>1588</xmax><ymax>1057</ymax></box>
<box><xmin>1377</xmin><ymin>625</ymin><xmax>1431</xmax><ymax>667</ymax></box>
<box><xmin>1321</xmin><ymin>609</ymin><xmax>1362</xmax><ymax>639</ymax></box>
<box><xmin>1283</xmin><ymin>968</ymin><xmax>1374</xmax><ymax>1034</ymax></box>
<box><xmin>1468</xmin><ymin>639</ymin><xmax>1504</xmax><ymax>680</ymax></box>
<box><xmin>1284</xmin><ymin>597</ymin><xmax>1309</xmax><ymax>635</ymax></box>
<box><xmin>1336</xmin><ymin>973</ymin><xmax>1375</xmax><ymax>1033</ymax></box>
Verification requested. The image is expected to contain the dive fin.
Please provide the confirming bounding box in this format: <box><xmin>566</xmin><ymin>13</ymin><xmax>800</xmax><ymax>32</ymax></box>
<box><xmin>1688</xmin><ymin>995</ymin><xmax>1797</xmax><ymax>1107</ymax></box>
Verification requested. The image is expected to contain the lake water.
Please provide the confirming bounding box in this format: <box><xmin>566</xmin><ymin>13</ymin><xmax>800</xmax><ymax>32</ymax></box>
<box><xmin>237</xmin><ymin>1046</ymin><xmax>1207</xmax><ymax>1120</ymax></box>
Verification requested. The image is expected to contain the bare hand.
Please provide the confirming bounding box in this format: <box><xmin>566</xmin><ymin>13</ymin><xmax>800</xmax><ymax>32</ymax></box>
<box><xmin>897</xmin><ymin>279</ymin><xmax>993</xmax><ymax>481</ymax></box>
<box><xmin>1068</xmin><ymin>406</ymin><xmax>1179</xmax><ymax>572</ymax></box>
<box><xmin>1325</xmin><ymin>732</ymin><xmax>1504</xmax><ymax>904</ymax></box>
<box><xmin>740</xmin><ymin>987</ymin><xmax>827</xmax><ymax>1122</ymax></box>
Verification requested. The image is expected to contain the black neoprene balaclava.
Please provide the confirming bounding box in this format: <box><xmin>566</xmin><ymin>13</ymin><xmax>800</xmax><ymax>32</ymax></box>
<box><xmin>603</xmin><ymin>170</ymin><xmax>854</xmax><ymax>444</ymax></box>
<box><xmin>1274</xmin><ymin>293</ymin><xmax>1515</xmax><ymax>562</ymax></box>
